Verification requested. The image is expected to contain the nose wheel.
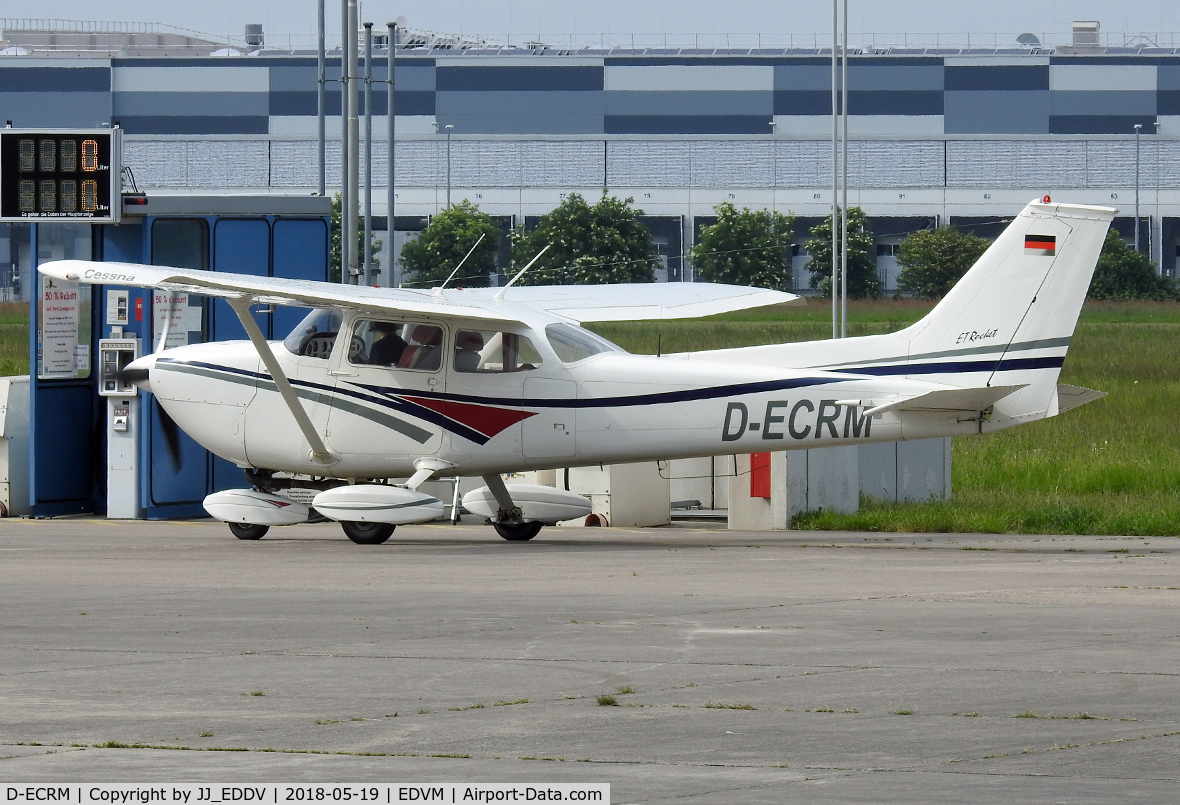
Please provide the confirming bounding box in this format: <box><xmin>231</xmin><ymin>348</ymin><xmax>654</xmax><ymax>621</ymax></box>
<box><xmin>493</xmin><ymin>521</ymin><xmax>543</xmax><ymax>541</ymax></box>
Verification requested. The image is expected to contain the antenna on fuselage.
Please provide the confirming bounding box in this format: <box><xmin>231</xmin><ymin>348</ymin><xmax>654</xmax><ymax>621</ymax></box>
<box><xmin>433</xmin><ymin>232</ymin><xmax>486</xmax><ymax>298</ymax></box>
<box><xmin>494</xmin><ymin>244</ymin><xmax>551</xmax><ymax>301</ymax></box>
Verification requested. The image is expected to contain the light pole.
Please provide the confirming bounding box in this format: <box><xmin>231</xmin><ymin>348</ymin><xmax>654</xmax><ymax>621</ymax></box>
<box><xmin>445</xmin><ymin>124</ymin><xmax>453</xmax><ymax>208</ymax></box>
<box><xmin>1134</xmin><ymin>123</ymin><xmax>1142</xmax><ymax>254</ymax></box>
<box><xmin>830</xmin><ymin>0</ymin><xmax>838</xmax><ymax>339</ymax></box>
<box><xmin>362</xmin><ymin>22</ymin><xmax>373</xmax><ymax>287</ymax></box>
<box><xmin>394</xmin><ymin>20</ymin><xmax>403</xmax><ymax>285</ymax></box>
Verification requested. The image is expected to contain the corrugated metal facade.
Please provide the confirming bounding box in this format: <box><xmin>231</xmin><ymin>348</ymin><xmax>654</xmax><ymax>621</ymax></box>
<box><xmin>4</xmin><ymin>49</ymin><xmax>1180</xmax><ymax>284</ymax></box>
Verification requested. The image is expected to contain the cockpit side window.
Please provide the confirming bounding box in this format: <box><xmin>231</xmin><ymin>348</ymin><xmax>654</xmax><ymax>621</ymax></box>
<box><xmin>283</xmin><ymin>308</ymin><xmax>343</xmax><ymax>359</ymax></box>
<box><xmin>544</xmin><ymin>322</ymin><xmax>625</xmax><ymax>364</ymax></box>
<box><xmin>454</xmin><ymin>330</ymin><xmax>543</xmax><ymax>373</ymax></box>
<box><xmin>346</xmin><ymin>319</ymin><xmax>445</xmax><ymax>371</ymax></box>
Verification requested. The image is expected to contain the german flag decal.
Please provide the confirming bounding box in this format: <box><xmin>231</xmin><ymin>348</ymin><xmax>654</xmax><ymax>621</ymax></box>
<box><xmin>1025</xmin><ymin>234</ymin><xmax>1056</xmax><ymax>255</ymax></box>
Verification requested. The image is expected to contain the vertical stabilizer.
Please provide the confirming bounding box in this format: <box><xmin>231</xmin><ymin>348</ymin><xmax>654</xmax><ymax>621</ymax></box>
<box><xmin>900</xmin><ymin>199</ymin><xmax>1114</xmax><ymax>426</ymax></box>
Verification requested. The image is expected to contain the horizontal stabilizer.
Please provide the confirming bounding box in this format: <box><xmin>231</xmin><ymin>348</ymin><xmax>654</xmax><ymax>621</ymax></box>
<box><xmin>864</xmin><ymin>384</ymin><xmax>1027</xmax><ymax>418</ymax></box>
<box><xmin>1056</xmin><ymin>384</ymin><xmax>1106</xmax><ymax>413</ymax></box>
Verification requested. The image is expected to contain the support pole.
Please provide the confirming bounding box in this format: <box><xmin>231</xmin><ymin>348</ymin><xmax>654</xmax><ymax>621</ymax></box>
<box><xmin>387</xmin><ymin>21</ymin><xmax>397</xmax><ymax>288</ymax></box>
<box><xmin>445</xmin><ymin>124</ymin><xmax>453</xmax><ymax>209</ymax></box>
<box><xmin>830</xmin><ymin>0</ymin><xmax>838</xmax><ymax>339</ymax></box>
<box><xmin>1134</xmin><ymin>123</ymin><xmax>1142</xmax><ymax>254</ymax></box>
<box><xmin>346</xmin><ymin>0</ymin><xmax>361</xmax><ymax>284</ymax></box>
<box><xmin>840</xmin><ymin>0</ymin><xmax>849</xmax><ymax>338</ymax></box>
<box><xmin>227</xmin><ymin>297</ymin><xmax>336</xmax><ymax>465</ymax></box>
<box><xmin>338</xmin><ymin>0</ymin><xmax>350</xmax><ymax>281</ymax></box>
<box><xmin>316</xmin><ymin>0</ymin><xmax>325</xmax><ymax>197</ymax></box>
<box><xmin>363</xmin><ymin>22</ymin><xmax>373</xmax><ymax>287</ymax></box>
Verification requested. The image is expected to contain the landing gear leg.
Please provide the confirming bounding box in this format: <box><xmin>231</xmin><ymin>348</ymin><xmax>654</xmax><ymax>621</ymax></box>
<box><xmin>480</xmin><ymin>474</ymin><xmax>542</xmax><ymax>541</ymax></box>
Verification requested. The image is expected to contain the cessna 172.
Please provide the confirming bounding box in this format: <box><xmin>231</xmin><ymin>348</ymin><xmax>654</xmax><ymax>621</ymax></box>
<box><xmin>40</xmin><ymin>198</ymin><xmax>1112</xmax><ymax>544</ymax></box>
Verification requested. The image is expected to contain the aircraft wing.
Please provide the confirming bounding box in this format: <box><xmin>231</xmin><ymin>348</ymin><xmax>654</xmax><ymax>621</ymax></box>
<box><xmin>452</xmin><ymin>282</ymin><xmax>803</xmax><ymax>323</ymax></box>
<box><xmin>38</xmin><ymin>260</ymin><xmax>519</xmax><ymax>325</ymax></box>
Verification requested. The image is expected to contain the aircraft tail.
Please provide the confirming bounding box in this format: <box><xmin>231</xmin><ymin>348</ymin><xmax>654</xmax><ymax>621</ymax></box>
<box><xmin>684</xmin><ymin>199</ymin><xmax>1114</xmax><ymax>428</ymax></box>
<box><xmin>898</xmin><ymin>199</ymin><xmax>1114</xmax><ymax>427</ymax></box>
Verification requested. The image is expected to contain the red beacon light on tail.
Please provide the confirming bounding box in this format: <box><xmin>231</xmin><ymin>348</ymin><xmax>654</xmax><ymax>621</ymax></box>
<box><xmin>1042</xmin><ymin>195</ymin><xmax>1051</xmax><ymax>203</ymax></box>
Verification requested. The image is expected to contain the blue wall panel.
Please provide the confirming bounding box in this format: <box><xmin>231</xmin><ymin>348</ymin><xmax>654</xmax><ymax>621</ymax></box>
<box><xmin>944</xmin><ymin>90</ymin><xmax>1049</xmax><ymax>133</ymax></box>
<box><xmin>113</xmin><ymin>91</ymin><xmax>268</xmax><ymax>117</ymax></box>
<box><xmin>0</xmin><ymin>92</ymin><xmax>111</xmax><ymax>128</ymax></box>
<box><xmin>437</xmin><ymin>91</ymin><xmax>604</xmax><ymax>133</ymax></box>
<box><xmin>605</xmin><ymin>114</ymin><xmax>772</xmax><ymax>134</ymax></box>
<box><xmin>436</xmin><ymin>66</ymin><xmax>603</xmax><ymax>92</ymax></box>
<box><xmin>272</xmin><ymin>218</ymin><xmax>329</xmax><ymax>339</ymax></box>
<box><xmin>1049</xmin><ymin>114</ymin><xmax>1158</xmax><ymax>134</ymax></box>
<box><xmin>848</xmin><ymin>90</ymin><xmax>943</xmax><ymax>116</ymax></box>
<box><xmin>212</xmin><ymin>218</ymin><xmax>271</xmax><ymax>341</ymax></box>
<box><xmin>117</xmin><ymin>116</ymin><xmax>270</xmax><ymax>134</ymax></box>
<box><xmin>1050</xmin><ymin>91</ymin><xmax>1155</xmax><ymax>116</ymax></box>
<box><xmin>848</xmin><ymin>65</ymin><xmax>943</xmax><ymax>91</ymax></box>
<box><xmin>605</xmin><ymin>90</ymin><xmax>772</xmax><ymax>116</ymax></box>
<box><xmin>268</xmin><ymin>89</ymin><xmax>434</xmax><ymax>116</ymax></box>
<box><xmin>0</xmin><ymin>66</ymin><xmax>110</xmax><ymax>92</ymax></box>
<box><xmin>774</xmin><ymin>90</ymin><xmax>833</xmax><ymax>115</ymax></box>
<box><xmin>945</xmin><ymin>65</ymin><xmax>1049</xmax><ymax>91</ymax></box>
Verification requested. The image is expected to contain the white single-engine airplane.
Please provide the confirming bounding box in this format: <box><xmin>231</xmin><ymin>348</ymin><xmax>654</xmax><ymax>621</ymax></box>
<box><xmin>41</xmin><ymin>199</ymin><xmax>1113</xmax><ymax>543</ymax></box>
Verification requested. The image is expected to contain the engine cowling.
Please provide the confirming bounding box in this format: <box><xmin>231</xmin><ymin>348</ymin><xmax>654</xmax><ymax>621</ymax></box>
<box><xmin>312</xmin><ymin>485</ymin><xmax>445</xmax><ymax>525</ymax></box>
<box><xmin>203</xmin><ymin>488</ymin><xmax>311</xmax><ymax>526</ymax></box>
<box><xmin>462</xmin><ymin>483</ymin><xmax>592</xmax><ymax>525</ymax></box>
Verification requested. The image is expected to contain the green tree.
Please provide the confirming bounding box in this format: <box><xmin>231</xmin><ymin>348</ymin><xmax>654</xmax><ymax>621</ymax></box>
<box><xmin>510</xmin><ymin>193</ymin><xmax>658</xmax><ymax>285</ymax></box>
<box><xmin>330</xmin><ymin>192</ymin><xmax>383</xmax><ymax>283</ymax></box>
<box><xmin>398</xmin><ymin>200</ymin><xmax>502</xmax><ymax>288</ymax></box>
<box><xmin>895</xmin><ymin>226</ymin><xmax>991</xmax><ymax>299</ymax></box>
<box><xmin>804</xmin><ymin>207</ymin><xmax>881</xmax><ymax>299</ymax></box>
<box><xmin>1087</xmin><ymin>230</ymin><xmax>1179</xmax><ymax>301</ymax></box>
<box><xmin>690</xmin><ymin>202</ymin><xmax>795</xmax><ymax>290</ymax></box>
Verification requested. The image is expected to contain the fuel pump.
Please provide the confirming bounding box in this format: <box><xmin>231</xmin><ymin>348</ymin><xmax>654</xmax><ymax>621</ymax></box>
<box><xmin>97</xmin><ymin>336</ymin><xmax>141</xmax><ymax>518</ymax></box>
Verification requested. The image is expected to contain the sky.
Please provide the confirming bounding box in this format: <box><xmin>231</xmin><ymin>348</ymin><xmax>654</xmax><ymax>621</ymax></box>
<box><xmin>13</xmin><ymin>0</ymin><xmax>1180</xmax><ymax>48</ymax></box>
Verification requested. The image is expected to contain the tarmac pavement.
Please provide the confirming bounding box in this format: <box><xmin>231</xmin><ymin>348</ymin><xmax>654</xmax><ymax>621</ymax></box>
<box><xmin>0</xmin><ymin>517</ymin><xmax>1178</xmax><ymax>803</ymax></box>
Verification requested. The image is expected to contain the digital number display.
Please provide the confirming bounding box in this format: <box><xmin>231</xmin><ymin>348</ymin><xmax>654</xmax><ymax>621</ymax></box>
<box><xmin>0</xmin><ymin>130</ymin><xmax>119</xmax><ymax>222</ymax></box>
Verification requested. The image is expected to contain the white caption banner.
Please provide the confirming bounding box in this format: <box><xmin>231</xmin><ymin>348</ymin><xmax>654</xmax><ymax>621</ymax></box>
<box><xmin>2</xmin><ymin>786</ymin><xmax>609</xmax><ymax>805</ymax></box>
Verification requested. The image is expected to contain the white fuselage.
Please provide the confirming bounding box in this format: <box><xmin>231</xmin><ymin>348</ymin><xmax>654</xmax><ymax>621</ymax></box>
<box><xmin>145</xmin><ymin>311</ymin><xmax>989</xmax><ymax>481</ymax></box>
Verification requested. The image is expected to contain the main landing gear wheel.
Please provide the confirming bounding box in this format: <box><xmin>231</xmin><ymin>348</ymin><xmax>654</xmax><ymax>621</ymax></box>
<box><xmin>228</xmin><ymin>522</ymin><xmax>269</xmax><ymax>540</ymax></box>
<box><xmin>341</xmin><ymin>521</ymin><xmax>396</xmax><ymax>545</ymax></box>
<box><xmin>494</xmin><ymin>521</ymin><xmax>543</xmax><ymax>542</ymax></box>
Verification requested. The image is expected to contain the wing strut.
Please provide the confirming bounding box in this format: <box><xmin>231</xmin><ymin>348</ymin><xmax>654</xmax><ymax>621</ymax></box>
<box><xmin>227</xmin><ymin>296</ymin><xmax>338</xmax><ymax>466</ymax></box>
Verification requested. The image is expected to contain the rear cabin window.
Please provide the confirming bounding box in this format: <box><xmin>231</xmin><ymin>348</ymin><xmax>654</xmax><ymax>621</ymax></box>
<box><xmin>453</xmin><ymin>330</ymin><xmax>543</xmax><ymax>373</ymax></box>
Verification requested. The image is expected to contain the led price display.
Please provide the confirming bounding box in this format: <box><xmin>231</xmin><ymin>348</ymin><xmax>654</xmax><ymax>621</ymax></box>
<box><xmin>0</xmin><ymin>130</ymin><xmax>120</xmax><ymax>222</ymax></box>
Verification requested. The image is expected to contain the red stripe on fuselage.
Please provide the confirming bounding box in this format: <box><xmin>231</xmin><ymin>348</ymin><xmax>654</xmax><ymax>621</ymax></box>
<box><xmin>398</xmin><ymin>395</ymin><xmax>536</xmax><ymax>438</ymax></box>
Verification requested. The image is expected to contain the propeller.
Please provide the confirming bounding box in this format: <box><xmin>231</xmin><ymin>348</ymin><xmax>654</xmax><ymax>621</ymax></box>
<box><xmin>115</xmin><ymin>364</ymin><xmax>149</xmax><ymax>387</ymax></box>
<box><xmin>154</xmin><ymin>399</ymin><xmax>184</xmax><ymax>470</ymax></box>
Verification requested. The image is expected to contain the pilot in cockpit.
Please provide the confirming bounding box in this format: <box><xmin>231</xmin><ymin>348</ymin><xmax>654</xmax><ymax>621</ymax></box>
<box><xmin>367</xmin><ymin>321</ymin><xmax>407</xmax><ymax>366</ymax></box>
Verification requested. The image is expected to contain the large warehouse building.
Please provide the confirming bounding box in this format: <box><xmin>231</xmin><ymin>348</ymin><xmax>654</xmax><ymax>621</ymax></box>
<box><xmin>2</xmin><ymin>19</ymin><xmax>1179</xmax><ymax>296</ymax></box>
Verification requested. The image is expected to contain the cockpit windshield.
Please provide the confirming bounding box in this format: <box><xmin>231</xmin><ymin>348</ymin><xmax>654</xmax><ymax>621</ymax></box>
<box><xmin>283</xmin><ymin>308</ymin><xmax>343</xmax><ymax>359</ymax></box>
<box><xmin>544</xmin><ymin>322</ymin><xmax>626</xmax><ymax>364</ymax></box>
